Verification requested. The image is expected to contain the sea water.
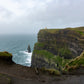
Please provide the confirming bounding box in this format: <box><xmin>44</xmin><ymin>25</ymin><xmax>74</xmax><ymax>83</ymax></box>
<box><xmin>0</xmin><ymin>34</ymin><xmax>37</xmax><ymax>67</ymax></box>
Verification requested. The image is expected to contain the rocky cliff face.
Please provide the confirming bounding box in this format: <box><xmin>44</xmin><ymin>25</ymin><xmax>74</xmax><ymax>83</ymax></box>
<box><xmin>31</xmin><ymin>27</ymin><xmax>84</xmax><ymax>69</ymax></box>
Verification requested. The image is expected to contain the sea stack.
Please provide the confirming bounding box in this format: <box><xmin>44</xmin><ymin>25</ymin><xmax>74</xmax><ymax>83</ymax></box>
<box><xmin>27</xmin><ymin>45</ymin><xmax>31</xmax><ymax>53</ymax></box>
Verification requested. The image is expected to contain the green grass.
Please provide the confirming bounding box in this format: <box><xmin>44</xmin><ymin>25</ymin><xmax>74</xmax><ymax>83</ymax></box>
<box><xmin>53</xmin><ymin>56</ymin><xmax>71</xmax><ymax>68</ymax></box>
<box><xmin>68</xmin><ymin>52</ymin><xmax>84</xmax><ymax>66</ymax></box>
<box><xmin>33</xmin><ymin>50</ymin><xmax>54</xmax><ymax>60</ymax></box>
<box><xmin>66</xmin><ymin>26</ymin><xmax>84</xmax><ymax>31</ymax></box>
<box><xmin>41</xmin><ymin>68</ymin><xmax>61</xmax><ymax>76</ymax></box>
<box><xmin>58</xmin><ymin>48</ymin><xmax>73</xmax><ymax>59</ymax></box>
<box><xmin>33</xmin><ymin>49</ymin><xmax>71</xmax><ymax>69</ymax></box>
<box><xmin>76</xmin><ymin>31</ymin><xmax>84</xmax><ymax>35</ymax></box>
<box><xmin>39</xmin><ymin>29</ymin><xmax>61</xmax><ymax>34</ymax></box>
<box><xmin>35</xmin><ymin>42</ymin><xmax>45</xmax><ymax>48</ymax></box>
<box><xmin>39</xmin><ymin>26</ymin><xmax>84</xmax><ymax>35</ymax></box>
<box><xmin>0</xmin><ymin>51</ymin><xmax>12</xmax><ymax>57</ymax></box>
<box><xmin>66</xmin><ymin>27</ymin><xmax>84</xmax><ymax>35</ymax></box>
<box><xmin>64</xmin><ymin>51</ymin><xmax>84</xmax><ymax>71</ymax></box>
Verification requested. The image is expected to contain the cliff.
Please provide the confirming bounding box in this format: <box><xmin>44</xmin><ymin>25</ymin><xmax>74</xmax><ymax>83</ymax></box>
<box><xmin>0</xmin><ymin>51</ymin><xmax>13</xmax><ymax>64</ymax></box>
<box><xmin>31</xmin><ymin>27</ymin><xmax>84</xmax><ymax>69</ymax></box>
<box><xmin>64</xmin><ymin>51</ymin><xmax>84</xmax><ymax>74</ymax></box>
<box><xmin>1</xmin><ymin>45</ymin><xmax>84</xmax><ymax>84</ymax></box>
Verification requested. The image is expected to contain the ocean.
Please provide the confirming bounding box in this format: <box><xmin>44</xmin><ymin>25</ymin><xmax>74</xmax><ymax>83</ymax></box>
<box><xmin>0</xmin><ymin>34</ymin><xmax>37</xmax><ymax>67</ymax></box>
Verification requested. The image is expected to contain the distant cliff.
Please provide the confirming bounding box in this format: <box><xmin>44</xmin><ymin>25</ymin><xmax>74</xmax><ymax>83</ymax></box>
<box><xmin>31</xmin><ymin>27</ymin><xmax>84</xmax><ymax>69</ymax></box>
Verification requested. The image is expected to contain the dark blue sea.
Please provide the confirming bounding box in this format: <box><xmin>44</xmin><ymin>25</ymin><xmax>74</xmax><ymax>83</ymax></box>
<box><xmin>0</xmin><ymin>34</ymin><xmax>37</xmax><ymax>67</ymax></box>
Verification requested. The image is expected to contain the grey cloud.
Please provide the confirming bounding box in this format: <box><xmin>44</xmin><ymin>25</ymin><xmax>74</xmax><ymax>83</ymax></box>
<box><xmin>0</xmin><ymin>0</ymin><xmax>84</xmax><ymax>34</ymax></box>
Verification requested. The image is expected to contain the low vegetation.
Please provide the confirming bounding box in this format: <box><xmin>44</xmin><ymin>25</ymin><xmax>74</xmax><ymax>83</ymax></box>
<box><xmin>53</xmin><ymin>56</ymin><xmax>70</xmax><ymax>68</ymax></box>
<box><xmin>40</xmin><ymin>26</ymin><xmax>84</xmax><ymax>35</ymax></box>
<box><xmin>66</xmin><ymin>26</ymin><xmax>84</xmax><ymax>35</ymax></box>
<box><xmin>58</xmin><ymin>48</ymin><xmax>73</xmax><ymax>59</ymax></box>
<box><xmin>35</xmin><ymin>42</ymin><xmax>45</xmax><ymax>50</ymax></box>
<box><xmin>39</xmin><ymin>29</ymin><xmax>60</xmax><ymax>34</ymax></box>
<box><xmin>41</xmin><ymin>67</ymin><xmax>61</xmax><ymax>76</ymax></box>
<box><xmin>33</xmin><ymin>50</ymin><xmax>54</xmax><ymax>60</ymax></box>
<box><xmin>32</xmin><ymin>27</ymin><xmax>84</xmax><ymax>74</ymax></box>
<box><xmin>64</xmin><ymin>51</ymin><xmax>84</xmax><ymax>71</ymax></box>
<box><xmin>0</xmin><ymin>51</ymin><xmax>12</xmax><ymax>57</ymax></box>
<box><xmin>0</xmin><ymin>51</ymin><xmax>13</xmax><ymax>63</ymax></box>
<box><xmin>0</xmin><ymin>73</ymin><xmax>11</xmax><ymax>84</ymax></box>
<box><xmin>33</xmin><ymin>49</ymin><xmax>71</xmax><ymax>71</ymax></box>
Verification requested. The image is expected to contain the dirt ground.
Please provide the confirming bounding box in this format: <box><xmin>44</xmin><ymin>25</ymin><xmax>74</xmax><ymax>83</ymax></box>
<box><xmin>0</xmin><ymin>63</ymin><xmax>84</xmax><ymax>84</ymax></box>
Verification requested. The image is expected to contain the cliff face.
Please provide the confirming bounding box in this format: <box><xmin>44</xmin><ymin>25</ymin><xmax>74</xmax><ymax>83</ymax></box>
<box><xmin>64</xmin><ymin>51</ymin><xmax>84</xmax><ymax>74</ymax></box>
<box><xmin>31</xmin><ymin>27</ymin><xmax>84</xmax><ymax>69</ymax></box>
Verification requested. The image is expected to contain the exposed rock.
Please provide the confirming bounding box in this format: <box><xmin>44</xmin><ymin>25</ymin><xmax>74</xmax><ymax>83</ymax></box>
<box><xmin>64</xmin><ymin>51</ymin><xmax>84</xmax><ymax>74</ymax></box>
<box><xmin>27</xmin><ymin>45</ymin><xmax>31</xmax><ymax>53</ymax></box>
<box><xmin>31</xmin><ymin>27</ymin><xmax>84</xmax><ymax>69</ymax></box>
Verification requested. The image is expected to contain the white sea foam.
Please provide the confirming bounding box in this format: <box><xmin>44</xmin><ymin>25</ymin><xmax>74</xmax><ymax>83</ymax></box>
<box><xmin>19</xmin><ymin>51</ymin><xmax>32</xmax><ymax>66</ymax></box>
<box><xmin>13</xmin><ymin>50</ymin><xmax>32</xmax><ymax>67</ymax></box>
<box><xmin>26</xmin><ymin>52</ymin><xmax>32</xmax><ymax>62</ymax></box>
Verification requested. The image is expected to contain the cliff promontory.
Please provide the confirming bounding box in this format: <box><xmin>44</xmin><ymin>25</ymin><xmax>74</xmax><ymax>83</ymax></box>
<box><xmin>0</xmin><ymin>51</ymin><xmax>13</xmax><ymax>64</ymax></box>
<box><xmin>31</xmin><ymin>27</ymin><xmax>84</xmax><ymax>69</ymax></box>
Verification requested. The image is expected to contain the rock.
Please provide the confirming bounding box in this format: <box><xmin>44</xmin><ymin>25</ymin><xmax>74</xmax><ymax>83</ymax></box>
<box><xmin>31</xmin><ymin>27</ymin><xmax>84</xmax><ymax>69</ymax></box>
<box><xmin>27</xmin><ymin>45</ymin><xmax>31</xmax><ymax>53</ymax></box>
<box><xmin>64</xmin><ymin>51</ymin><xmax>84</xmax><ymax>74</ymax></box>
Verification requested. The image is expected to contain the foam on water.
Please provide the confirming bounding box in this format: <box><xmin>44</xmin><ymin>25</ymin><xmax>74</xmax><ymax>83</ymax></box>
<box><xmin>20</xmin><ymin>51</ymin><xmax>32</xmax><ymax>64</ymax></box>
<box><xmin>12</xmin><ymin>50</ymin><xmax>32</xmax><ymax>67</ymax></box>
<box><xmin>0</xmin><ymin>35</ymin><xmax>37</xmax><ymax>67</ymax></box>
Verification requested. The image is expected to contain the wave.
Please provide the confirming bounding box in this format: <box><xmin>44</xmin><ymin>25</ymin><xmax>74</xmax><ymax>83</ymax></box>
<box><xmin>19</xmin><ymin>51</ymin><xmax>32</xmax><ymax>65</ymax></box>
<box><xmin>19</xmin><ymin>51</ymin><xmax>32</xmax><ymax>55</ymax></box>
<box><xmin>13</xmin><ymin>50</ymin><xmax>32</xmax><ymax>67</ymax></box>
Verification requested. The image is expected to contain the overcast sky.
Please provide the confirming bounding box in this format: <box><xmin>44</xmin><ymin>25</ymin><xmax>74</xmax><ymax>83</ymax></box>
<box><xmin>0</xmin><ymin>0</ymin><xmax>84</xmax><ymax>34</ymax></box>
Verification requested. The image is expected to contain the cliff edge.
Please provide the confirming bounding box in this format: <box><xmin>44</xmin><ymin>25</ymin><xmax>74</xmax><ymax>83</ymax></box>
<box><xmin>31</xmin><ymin>27</ymin><xmax>84</xmax><ymax>69</ymax></box>
<box><xmin>0</xmin><ymin>51</ymin><xmax>13</xmax><ymax>64</ymax></box>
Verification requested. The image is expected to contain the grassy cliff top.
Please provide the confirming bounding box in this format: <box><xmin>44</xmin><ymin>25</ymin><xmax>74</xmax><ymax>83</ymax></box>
<box><xmin>0</xmin><ymin>51</ymin><xmax>13</xmax><ymax>64</ymax></box>
<box><xmin>39</xmin><ymin>29</ymin><xmax>61</xmax><ymax>34</ymax></box>
<box><xmin>0</xmin><ymin>51</ymin><xmax>12</xmax><ymax>57</ymax></box>
<box><xmin>39</xmin><ymin>26</ymin><xmax>84</xmax><ymax>35</ymax></box>
<box><xmin>66</xmin><ymin>26</ymin><xmax>84</xmax><ymax>31</ymax></box>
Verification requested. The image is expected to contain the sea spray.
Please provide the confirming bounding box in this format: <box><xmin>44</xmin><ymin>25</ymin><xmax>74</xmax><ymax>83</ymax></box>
<box><xmin>12</xmin><ymin>51</ymin><xmax>32</xmax><ymax>67</ymax></box>
<box><xmin>0</xmin><ymin>35</ymin><xmax>37</xmax><ymax>67</ymax></box>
